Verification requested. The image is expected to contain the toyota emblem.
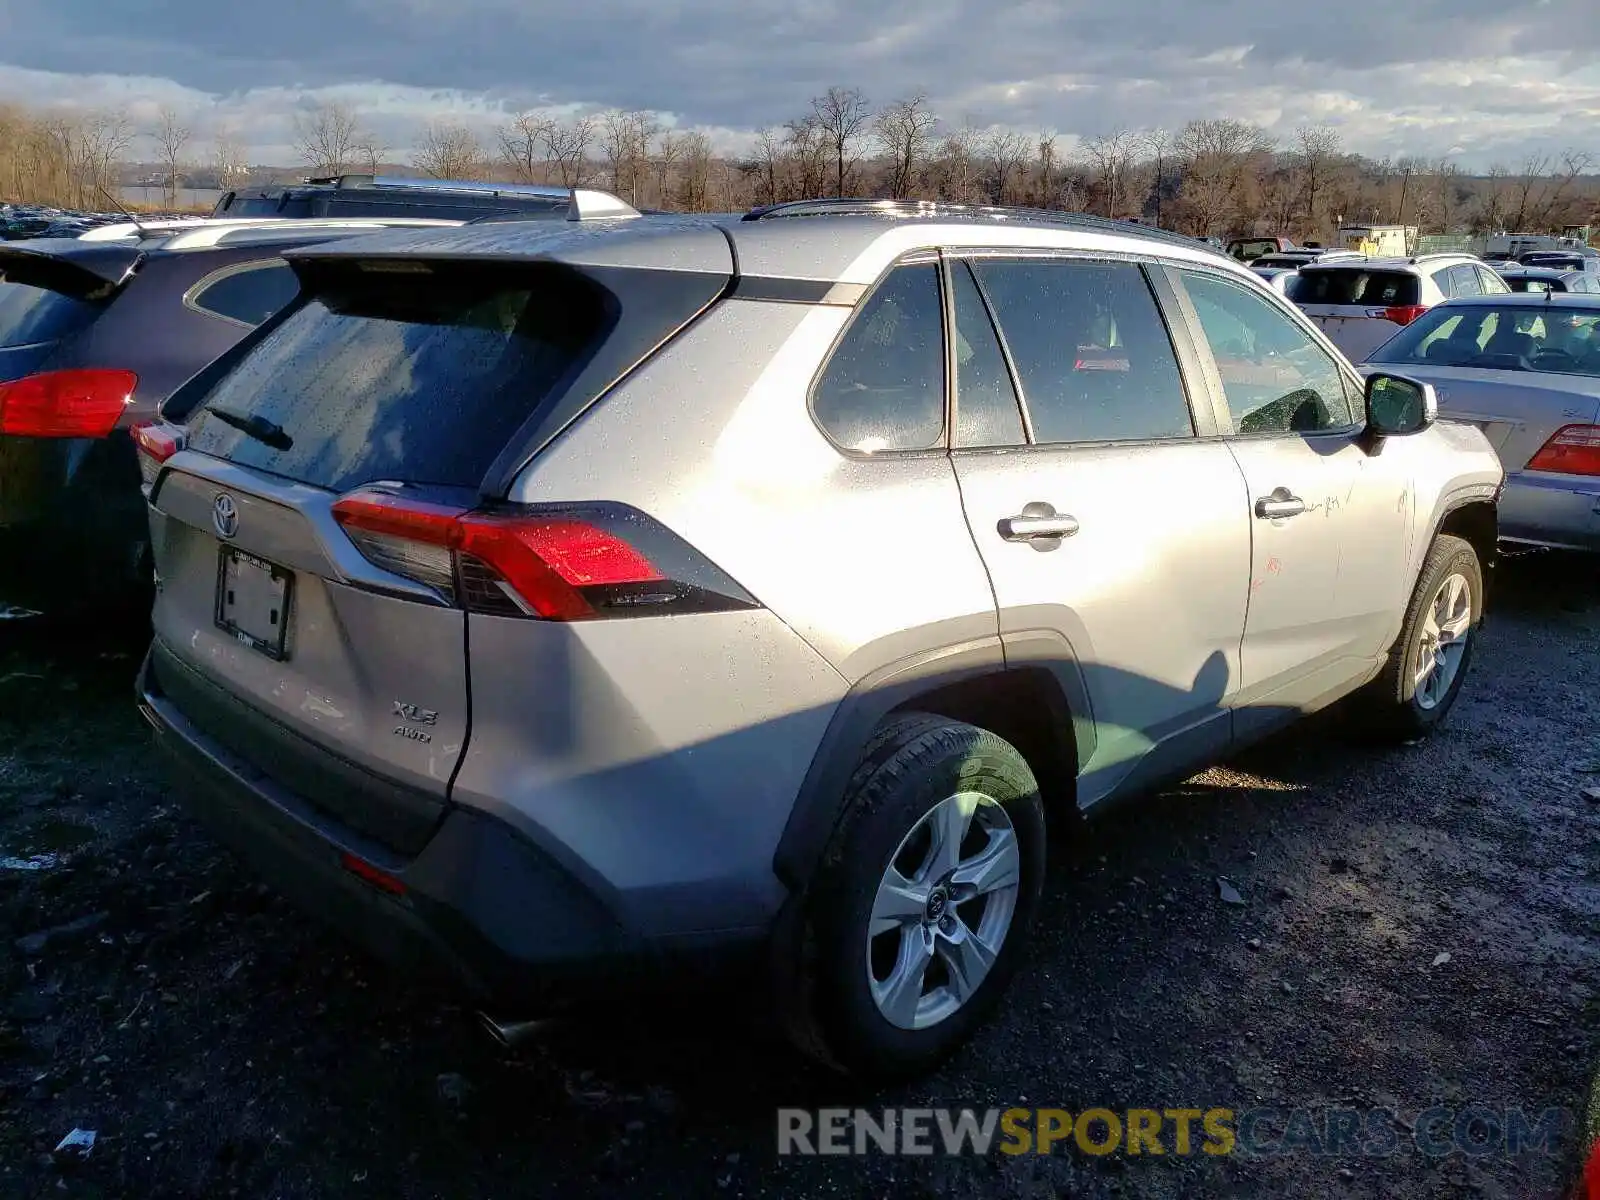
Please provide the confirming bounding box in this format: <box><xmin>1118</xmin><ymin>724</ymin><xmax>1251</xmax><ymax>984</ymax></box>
<box><xmin>212</xmin><ymin>492</ymin><xmax>239</xmax><ymax>540</ymax></box>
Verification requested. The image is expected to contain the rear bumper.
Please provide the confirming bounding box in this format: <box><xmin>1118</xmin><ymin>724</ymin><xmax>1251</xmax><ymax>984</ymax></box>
<box><xmin>137</xmin><ymin>646</ymin><xmax>765</xmax><ymax>1007</ymax></box>
<box><xmin>1499</xmin><ymin>471</ymin><xmax>1600</xmax><ymax>552</ymax></box>
<box><xmin>0</xmin><ymin>434</ymin><xmax>149</xmax><ymax>612</ymax></box>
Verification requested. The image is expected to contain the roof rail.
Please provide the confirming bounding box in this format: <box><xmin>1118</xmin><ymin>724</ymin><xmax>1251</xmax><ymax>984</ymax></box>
<box><xmin>76</xmin><ymin>216</ymin><xmax>216</xmax><ymax>241</ymax></box>
<box><xmin>740</xmin><ymin>198</ymin><xmax>1218</xmax><ymax>254</ymax></box>
<box><xmin>159</xmin><ymin>216</ymin><xmax>461</xmax><ymax>250</ymax></box>
<box><xmin>361</xmin><ymin>176</ymin><xmax>572</xmax><ymax>201</ymax></box>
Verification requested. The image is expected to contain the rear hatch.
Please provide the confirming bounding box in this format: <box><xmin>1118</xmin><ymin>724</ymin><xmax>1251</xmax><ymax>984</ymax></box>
<box><xmin>144</xmin><ymin>233</ymin><xmax>731</xmax><ymax>854</ymax></box>
<box><xmin>0</xmin><ymin>241</ymin><xmax>142</xmax><ymax>524</ymax></box>
<box><xmin>1296</xmin><ymin>266</ymin><xmax>1422</xmax><ymax>361</ymax></box>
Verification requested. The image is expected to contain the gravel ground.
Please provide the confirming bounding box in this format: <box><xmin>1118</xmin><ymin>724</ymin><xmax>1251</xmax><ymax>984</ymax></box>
<box><xmin>1</xmin><ymin>551</ymin><xmax>1598</xmax><ymax>1200</ymax></box>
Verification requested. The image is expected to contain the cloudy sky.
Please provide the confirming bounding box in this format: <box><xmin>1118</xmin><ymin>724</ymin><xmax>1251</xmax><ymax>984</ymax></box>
<box><xmin>2</xmin><ymin>0</ymin><xmax>1599</xmax><ymax>167</ymax></box>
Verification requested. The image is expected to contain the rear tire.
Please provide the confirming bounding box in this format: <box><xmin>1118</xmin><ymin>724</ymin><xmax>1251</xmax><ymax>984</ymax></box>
<box><xmin>779</xmin><ymin>713</ymin><xmax>1045</xmax><ymax>1081</ymax></box>
<box><xmin>1357</xmin><ymin>534</ymin><xmax>1483</xmax><ymax>740</ymax></box>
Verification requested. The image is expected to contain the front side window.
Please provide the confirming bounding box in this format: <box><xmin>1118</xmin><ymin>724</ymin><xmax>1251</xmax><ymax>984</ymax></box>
<box><xmin>1179</xmin><ymin>269</ymin><xmax>1356</xmax><ymax>434</ymax></box>
<box><xmin>970</xmin><ymin>257</ymin><xmax>1193</xmax><ymax>445</ymax></box>
<box><xmin>1477</xmin><ymin>267</ymin><xmax>1511</xmax><ymax>295</ymax></box>
<box><xmin>811</xmin><ymin>263</ymin><xmax>945</xmax><ymax>453</ymax></box>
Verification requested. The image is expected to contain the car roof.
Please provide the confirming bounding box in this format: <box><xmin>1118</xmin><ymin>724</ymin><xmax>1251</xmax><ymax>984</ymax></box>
<box><xmin>285</xmin><ymin>198</ymin><xmax>1248</xmax><ymax>287</ymax></box>
<box><xmin>1433</xmin><ymin>292</ymin><xmax>1600</xmax><ymax>309</ymax></box>
<box><xmin>1500</xmin><ymin>267</ymin><xmax>1576</xmax><ymax>279</ymax></box>
<box><xmin>1300</xmin><ymin>254</ymin><xmax>1474</xmax><ymax>273</ymax></box>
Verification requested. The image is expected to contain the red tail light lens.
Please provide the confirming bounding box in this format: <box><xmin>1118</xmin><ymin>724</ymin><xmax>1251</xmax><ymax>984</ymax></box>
<box><xmin>131</xmin><ymin>421</ymin><xmax>184</xmax><ymax>463</ymax></box>
<box><xmin>0</xmin><ymin>369</ymin><xmax>138</xmax><ymax>437</ymax></box>
<box><xmin>1382</xmin><ymin>305</ymin><xmax>1429</xmax><ymax>326</ymax></box>
<box><xmin>330</xmin><ymin>490</ymin><xmax>755</xmax><ymax>621</ymax></box>
<box><xmin>1526</xmin><ymin>424</ymin><xmax>1600</xmax><ymax>476</ymax></box>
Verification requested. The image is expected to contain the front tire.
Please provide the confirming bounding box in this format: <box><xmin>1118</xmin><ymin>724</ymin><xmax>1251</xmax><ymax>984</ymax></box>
<box><xmin>781</xmin><ymin>713</ymin><xmax>1045</xmax><ymax>1081</ymax></box>
<box><xmin>1360</xmin><ymin>534</ymin><xmax>1483</xmax><ymax>739</ymax></box>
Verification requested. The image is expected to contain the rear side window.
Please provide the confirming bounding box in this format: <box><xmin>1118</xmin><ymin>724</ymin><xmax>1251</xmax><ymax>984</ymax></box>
<box><xmin>184</xmin><ymin>264</ymin><xmax>611</xmax><ymax>492</ymax></box>
<box><xmin>0</xmin><ymin>282</ymin><xmax>102</xmax><ymax>349</ymax></box>
<box><xmin>1297</xmin><ymin>269</ymin><xmax>1420</xmax><ymax>307</ymax></box>
<box><xmin>186</xmin><ymin>261</ymin><xmax>301</xmax><ymax>328</ymax></box>
<box><xmin>971</xmin><ymin>257</ymin><xmax>1193</xmax><ymax>444</ymax></box>
<box><xmin>812</xmin><ymin>263</ymin><xmax>945</xmax><ymax>453</ymax></box>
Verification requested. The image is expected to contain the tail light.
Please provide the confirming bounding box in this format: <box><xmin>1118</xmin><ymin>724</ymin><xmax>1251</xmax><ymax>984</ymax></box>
<box><xmin>1382</xmin><ymin>305</ymin><xmax>1429</xmax><ymax>326</ymax></box>
<box><xmin>131</xmin><ymin>421</ymin><xmax>185</xmax><ymax>487</ymax></box>
<box><xmin>1526</xmin><ymin>424</ymin><xmax>1600</xmax><ymax>476</ymax></box>
<box><xmin>0</xmin><ymin>369</ymin><xmax>138</xmax><ymax>437</ymax></box>
<box><xmin>330</xmin><ymin>489</ymin><xmax>760</xmax><ymax>621</ymax></box>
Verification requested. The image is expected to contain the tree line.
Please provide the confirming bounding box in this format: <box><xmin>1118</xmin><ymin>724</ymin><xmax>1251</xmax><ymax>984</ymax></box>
<box><xmin>5</xmin><ymin>90</ymin><xmax>1598</xmax><ymax>240</ymax></box>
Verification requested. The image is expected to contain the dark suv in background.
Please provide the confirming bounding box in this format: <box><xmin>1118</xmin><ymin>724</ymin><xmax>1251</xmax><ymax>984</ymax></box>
<box><xmin>0</xmin><ymin>217</ymin><xmax>456</xmax><ymax>620</ymax></box>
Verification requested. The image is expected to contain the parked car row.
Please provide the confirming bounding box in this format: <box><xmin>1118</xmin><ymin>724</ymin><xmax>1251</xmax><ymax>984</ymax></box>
<box><xmin>0</xmin><ymin>184</ymin><xmax>1557</xmax><ymax>1083</ymax></box>
<box><xmin>1232</xmin><ymin>245</ymin><xmax>1599</xmax><ymax>557</ymax></box>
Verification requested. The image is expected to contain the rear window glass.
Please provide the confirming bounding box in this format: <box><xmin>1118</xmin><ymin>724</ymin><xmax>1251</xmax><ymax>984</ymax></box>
<box><xmin>1367</xmin><ymin>305</ymin><xmax>1600</xmax><ymax>377</ymax></box>
<box><xmin>1295</xmin><ymin>269</ymin><xmax>1420</xmax><ymax>307</ymax></box>
<box><xmin>0</xmin><ymin>282</ymin><xmax>103</xmax><ymax>349</ymax></box>
<box><xmin>183</xmin><ymin>264</ymin><xmax>612</xmax><ymax>491</ymax></box>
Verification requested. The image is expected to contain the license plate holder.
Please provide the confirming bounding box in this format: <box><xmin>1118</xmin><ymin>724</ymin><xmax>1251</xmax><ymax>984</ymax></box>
<box><xmin>216</xmin><ymin>547</ymin><xmax>292</xmax><ymax>660</ymax></box>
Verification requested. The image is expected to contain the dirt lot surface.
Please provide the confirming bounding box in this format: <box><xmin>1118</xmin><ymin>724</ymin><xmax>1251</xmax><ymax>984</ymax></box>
<box><xmin>2</xmin><ymin>552</ymin><xmax>1598</xmax><ymax>1199</ymax></box>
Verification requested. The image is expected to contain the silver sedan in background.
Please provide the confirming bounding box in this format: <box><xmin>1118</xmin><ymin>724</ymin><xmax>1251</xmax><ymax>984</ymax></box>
<box><xmin>1362</xmin><ymin>294</ymin><xmax>1600</xmax><ymax>551</ymax></box>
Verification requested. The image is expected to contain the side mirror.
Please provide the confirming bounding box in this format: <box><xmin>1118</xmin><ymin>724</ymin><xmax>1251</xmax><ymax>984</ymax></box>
<box><xmin>1363</xmin><ymin>372</ymin><xmax>1437</xmax><ymax>441</ymax></box>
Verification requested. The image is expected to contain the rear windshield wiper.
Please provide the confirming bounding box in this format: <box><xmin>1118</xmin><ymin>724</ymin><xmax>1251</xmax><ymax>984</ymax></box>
<box><xmin>205</xmin><ymin>403</ymin><xmax>293</xmax><ymax>451</ymax></box>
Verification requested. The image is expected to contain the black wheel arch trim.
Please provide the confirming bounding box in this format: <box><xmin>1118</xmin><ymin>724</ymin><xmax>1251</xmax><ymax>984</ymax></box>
<box><xmin>773</xmin><ymin>635</ymin><xmax>1091</xmax><ymax>892</ymax></box>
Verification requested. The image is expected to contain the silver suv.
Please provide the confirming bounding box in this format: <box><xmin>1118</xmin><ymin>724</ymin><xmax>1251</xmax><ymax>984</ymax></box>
<box><xmin>135</xmin><ymin>195</ymin><xmax>1504</xmax><ymax>1080</ymax></box>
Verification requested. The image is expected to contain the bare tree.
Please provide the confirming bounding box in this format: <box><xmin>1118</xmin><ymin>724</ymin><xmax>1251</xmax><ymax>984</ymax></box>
<box><xmin>933</xmin><ymin>122</ymin><xmax>979</xmax><ymax>204</ymax></box>
<box><xmin>499</xmin><ymin>111</ymin><xmax>552</xmax><ymax>183</ymax></box>
<box><xmin>652</xmin><ymin>130</ymin><xmax>681</xmax><ymax>209</ymax></box>
<box><xmin>875</xmin><ymin>93</ymin><xmax>937</xmax><ymax>199</ymax></box>
<box><xmin>1082</xmin><ymin>129</ymin><xmax>1139</xmax><ymax>218</ymax></box>
<box><xmin>1294</xmin><ymin>124</ymin><xmax>1341</xmax><ymax>239</ymax></box>
<box><xmin>152</xmin><ymin>106</ymin><xmax>191</xmax><ymax>206</ymax></box>
<box><xmin>1141</xmin><ymin>128</ymin><xmax>1174</xmax><ymax>227</ymax></box>
<box><xmin>1173</xmin><ymin>118</ymin><xmax>1274</xmax><ymax>235</ymax></box>
<box><xmin>544</xmin><ymin>116</ymin><xmax>595</xmax><ymax>188</ymax></box>
<box><xmin>293</xmin><ymin>100</ymin><xmax>360</xmax><ymax>176</ymax></box>
<box><xmin>413</xmin><ymin>120</ymin><xmax>482</xmax><ymax>180</ymax></box>
<box><xmin>785</xmin><ymin>114</ymin><xmax>830</xmax><ymax>198</ymax></box>
<box><xmin>752</xmin><ymin>126</ymin><xmax>785</xmax><ymax>205</ymax></box>
<box><xmin>983</xmin><ymin>129</ymin><xmax>1029</xmax><ymax>205</ymax></box>
<box><xmin>210</xmin><ymin>132</ymin><xmax>250</xmax><ymax>191</ymax></box>
<box><xmin>353</xmin><ymin>135</ymin><xmax>390</xmax><ymax>176</ymax></box>
<box><xmin>1032</xmin><ymin>133</ymin><xmax>1058</xmax><ymax>208</ymax></box>
<box><xmin>72</xmin><ymin>109</ymin><xmax>135</xmax><ymax>209</ymax></box>
<box><xmin>676</xmin><ymin>130</ymin><xmax>714</xmax><ymax>210</ymax></box>
<box><xmin>809</xmin><ymin>86</ymin><xmax>870</xmax><ymax>196</ymax></box>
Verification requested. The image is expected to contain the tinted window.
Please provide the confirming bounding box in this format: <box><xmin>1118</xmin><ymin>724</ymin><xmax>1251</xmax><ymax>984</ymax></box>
<box><xmin>1180</xmin><ymin>270</ymin><xmax>1356</xmax><ymax>433</ymax></box>
<box><xmin>1505</xmin><ymin>276</ymin><xmax>1552</xmax><ymax>294</ymax></box>
<box><xmin>1478</xmin><ymin>267</ymin><xmax>1510</xmax><ymax>295</ymax></box>
<box><xmin>949</xmin><ymin>261</ymin><xmax>1024</xmax><ymax>448</ymax></box>
<box><xmin>1448</xmin><ymin>265</ymin><xmax>1483</xmax><ymax>297</ymax></box>
<box><xmin>1368</xmin><ymin>305</ymin><xmax>1600</xmax><ymax>377</ymax></box>
<box><xmin>1430</xmin><ymin>268</ymin><xmax>1455</xmax><ymax>297</ymax></box>
<box><xmin>812</xmin><ymin>264</ymin><xmax>944</xmax><ymax>453</ymax></box>
<box><xmin>972</xmin><ymin>258</ymin><xmax>1192</xmax><ymax>444</ymax></box>
<box><xmin>184</xmin><ymin>264</ymin><xmax>611</xmax><ymax>491</ymax></box>
<box><xmin>188</xmin><ymin>261</ymin><xmax>301</xmax><ymax>327</ymax></box>
<box><xmin>1297</xmin><ymin>269</ymin><xmax>1420</xmax><ymax>307</ymax></box>
<box><xmin>0</xmin><ymin>282</ymin><xmax>103</xmax><ymax>348</ymax></box>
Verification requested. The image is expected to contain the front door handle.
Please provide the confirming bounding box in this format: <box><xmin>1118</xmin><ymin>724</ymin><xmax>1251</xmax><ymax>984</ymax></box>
<box><xmin>998</xmin><ymin>501</ymin><xmax>1080</xmax><ymax>545</ymax></box>
<box><xmin>1254</xmin><ymin>488</ymin><xmax>1306</xmax><ymax>520</ymax></box>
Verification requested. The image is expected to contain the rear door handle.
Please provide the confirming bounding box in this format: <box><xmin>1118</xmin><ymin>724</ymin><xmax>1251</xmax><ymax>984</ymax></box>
<box><xmin>998</xmin><ymin>502</ymin><xmax>1080</xmax><ymax>544</ymax></box>
<box><xmin>1254</xmin><ymin>488</ymin><xmax>1306</xmax><ymax>520</ymax></box>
